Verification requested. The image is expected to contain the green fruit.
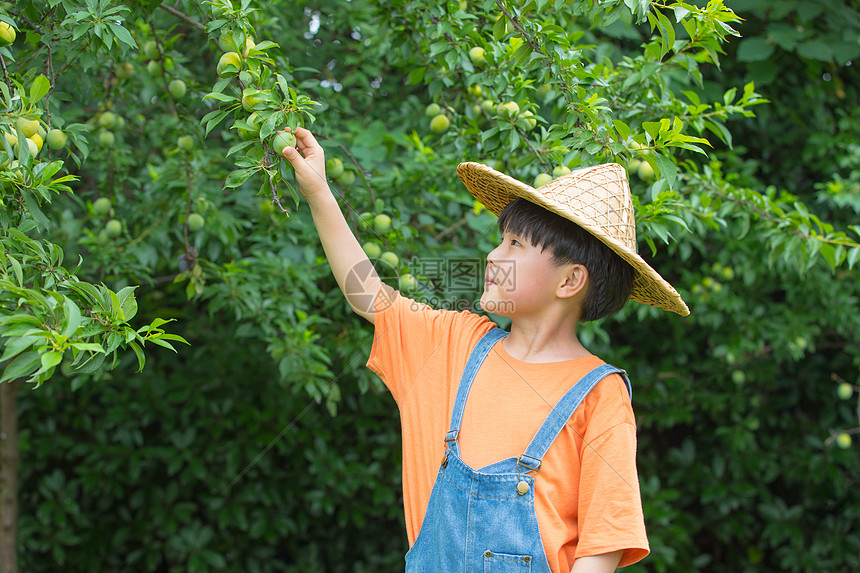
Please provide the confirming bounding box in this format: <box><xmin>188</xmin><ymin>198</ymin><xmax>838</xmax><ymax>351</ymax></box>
<box><xmin>46</xmin><ymin>129</ymin><xmax>68</xmax><ymax>150</ymax></box>
<box><xmin>241</xmin><ymin>87</ymin><xmax>265</xmax><ymax>112</ymax></box>
<box><xmin>326</xmin><ymin>157</ymin><xmax>345</xmax><ymax>179</ymax></box>
<box><xmin>336</xmin><ymin>170</ymin><xmax>356</xmax><ymax>187</ymax></box>
<box><xmin>468</xmin><ymin>85</ymin><xmax>483</xmax><ymax>98</ymax></box>
<box><xmin>22</xmin><ymin>136</ymin><xmax>40</xmax><ymax>155</ymax></box>
<box><xmin>430</xmin><ymin>114</ymin><xmax>450</xmax><ymax>134</ymax></box>
<box><xmin>237</xmin><ymin>112</ymin><xmax>261</xmax><ymax>140</ymax></box>
<box><xmin>425</xmin><ymin>103</ymin><xmax>441</xmax><ymax>117</ymax></box>
<box><xmin>218</xmin><ymin>29</ymin><xmax>237</xmax><ymax>52</ymax></box>
<box><xmin>533</xmin><ymin>173</ymin><xmax>553</xmax><ymax>188</ymax></box>
<box><xmin>358</xmin><ymin>212</ymin><xmax>375</xmax><ymax>229</ymax></box>
<box><xmin>518</xmin><ymin>110</ymin><xmax>537</xmax><ymax>130</ymax></box>
<box><xmin>143</xmin><ymin>40</ymin><xmax>160</xmax><ymax>59</ymax></box>
<box><xmin>637</xmin><ymin>161</ymin><xmax>655</xmax><ymax>180</ymax></box>
<box><xmin>217</xmin><ymin>52</ymin><xmax>242</xmax><ymax>77</ymax></box>
<box><xmin>105</xmin><ymin>219</ymin><xmax>122</xmax><ymax>238</ymax></box>
<box><xmin>93</xmin><ymin>197</ymin><xmax>112</xmax><ymax>216</ymax></box>
<box><xmin>552</xmin><ymin>165</ymin><xmax>571</xmax><ymax>178</ymax></box>
<box><xmin>168</xmin><ymin>79</ymin><xmax>187</xmax><ymax>98</ymax></box>
<box><xmin>399</xmin><ymin>273</ymin><xmax>418</xmax><ymax>291</ymax></box>
<box><xmin>837</xmin><ymin>383</ymin><xmax>853</xmax><ymax>400</ymax></box>
<box><xmin>16</xmin><ymin>117</ymin><xmax>39</xmax><ymax>138</ymax></box>
<box><xmin>379</xmin><ymin>251</ymin><xmax>399</xmax><ymax>269</ymax></box>
<box><xmin>731</xmin><ymin>370</ymin><xmax>746</xmax><ymax>385</ymax></box>
<box><xmin>187</xmin><ymin>213</ymin><xmax>205</xmax><ymax>232</ymax></box>
<box><xmin>98</xmin><ymin>112</ymin><xmax>118</xmax><ymax>129</ymax></box>
<box><xmin>146</xmin><ymin>60</ymin><xmax>161</xmax><ymax>76</ymax></box>
<box><xmin>272</xmin><ymin>131</ymin><xmax>297</xmax><ymax>154</ymax></box>
<box><xmin>362</xmin><ymin>242</ymin><xmax>382</xmax><ymax>258</ymax></box>
<box><xmin>177</xmin><ymin>135</ymin><xmax>194</xmax><ymax>151</ymax></box>
<box><xmin>481</xmin><ymin>99</ymin><xmax>495</xmax><ymax>112</ymax></box>
<box><xmin>498</xmin><ymin>101</ymin><xmax>520</xmax><ymax>117</ymax></box>
<box><xmin>11</xmin><ymin>137</ymin><xmax>38</xmax><ymax>158</ymax></box>
<box><xmin>258</xmin><ymin>200</ymin><xmax>275</xmax><ymax>216</ymax></box>
<box><xmin>116</xmin><ymin>62</ymin><xmax>134</xmax><ymax>79</ymax></box>
<box><xmin>0</xmin><ymin>21</ymin><xmax>16</xmax><ymax>46</ymax></box>
<box><xmin>469</xmin><ymin>46</ymin><xmax>487</xmax><ymax>67</ymax></box>
<box><xmin>721</xmin><ymin>266</ymin><xmax>735</xmax><ymax>281</ymax></box>
<box><xmin>373</xmin><ymin>213</ymin><xmax>392</xmax><ymax>233</ymax></box>
<box><xmin>98</xmin><ymin>130</ymin><xmax>115</xmax><ymax>146</ymax></box>
<box><xmin>836</xmin><ymin>433</ymin><xmax>852</xmax><ymax>449</ymax></box>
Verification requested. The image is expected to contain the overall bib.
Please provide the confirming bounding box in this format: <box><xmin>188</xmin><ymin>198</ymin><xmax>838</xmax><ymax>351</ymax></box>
<box><xmin>405</xmin><ymin>328</ymin><xmax>632</xmax><ymax>572</ymax></box>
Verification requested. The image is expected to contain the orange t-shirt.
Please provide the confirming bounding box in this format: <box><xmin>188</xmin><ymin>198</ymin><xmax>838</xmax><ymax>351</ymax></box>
<box><xmin>367</xmin><ymin>286</ymin><xmax>649</xmax><ymax>571</ymax></box>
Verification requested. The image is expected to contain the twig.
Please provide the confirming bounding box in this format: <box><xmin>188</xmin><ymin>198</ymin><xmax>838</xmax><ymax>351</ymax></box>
<box><xmin>158</xmin><ymin>3</ymin><xmax>207</xmax><ymax>31</ymax></box>
<box><xmin>433</xmin><ymin>217</ymin><xmax>468</xmax><ymax>241</ymax></box>
<box><xmin>0</xmin><ymin>54</ymin><xmax>9</xmax><ymax>89</ymax></box>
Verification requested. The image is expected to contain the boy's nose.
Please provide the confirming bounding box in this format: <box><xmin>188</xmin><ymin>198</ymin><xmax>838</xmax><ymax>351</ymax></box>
<box><xmin>486</xmin><ymin>244</ymin><xmax>501</xmax><ymax>263</ymax></box>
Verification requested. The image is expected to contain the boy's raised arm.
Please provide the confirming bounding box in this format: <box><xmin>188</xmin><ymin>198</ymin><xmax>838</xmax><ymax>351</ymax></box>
<box><xmin>281</xmin><ymin>127</ymin><xmax>381</xmax><ymax>324</ymax></box>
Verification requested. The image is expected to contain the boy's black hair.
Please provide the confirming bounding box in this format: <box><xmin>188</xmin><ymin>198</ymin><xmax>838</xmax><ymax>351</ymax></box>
<box><xmin>497</xmin><ymin>197</ymin><xmax>634</xmax><ymax>321</ymax></box>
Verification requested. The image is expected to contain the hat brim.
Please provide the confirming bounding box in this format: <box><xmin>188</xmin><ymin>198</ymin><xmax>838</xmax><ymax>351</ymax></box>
<box><xmin>457</xmin><ymin>162</ymin><xmax>690</xmax><ymax>317</ymax></box>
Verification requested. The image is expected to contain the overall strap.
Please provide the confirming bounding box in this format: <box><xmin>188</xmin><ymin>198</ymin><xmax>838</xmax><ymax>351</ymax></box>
<box><xmin>445</xmin><ymin>327</ymin><xmax>508</xmax><ymax>452</ymax></box>
<box><xmin>517</xmin><ymin>364</ymin><xmax>632</xmax><ymax>473</ymax></box>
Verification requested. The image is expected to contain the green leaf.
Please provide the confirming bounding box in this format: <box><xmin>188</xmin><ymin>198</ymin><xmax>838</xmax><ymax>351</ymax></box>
<box><xmin>1</xmin><ymin>350</ymin><xmax>41</xmax><ymax>383</ymax></box>
<box><xmin>796</xmin><ymin>40</ymin><xmax>832</xmax><ymax>61</ymax></box>
<box><xmin>736</xmin><ymin>38</ymin><xmax>775</xmax><ymax>62</ymax></box>
<box><xmin>62</xmin><ymin>297</ymin><xmax>82</xmax><ymax>338</ymax></box>
<box><xmin>29</xmin><ymin>75</ymin><xmax>51</xmax><ymax>104</ymax></box>
<box><xmin>107</xmin><ymin>22</ymin><xmax>137</xmax><ymax>49</ymax></box>
<box><xmin>0</xmin><ymin>335</ymin><xmax>41</xmax><ymax>363</ymax></box>
<box><xmin>613</xmin><ymin>119</ymin><xmax>631</xmax><ymax>141</ymax></box>
<box><xmin>129</xmin><ymin>341</ymin><xmax>145</xmax><ymax>372</ymax></box>
<box><xmin>224</xmin><ymin>167</ymin><xmax>257</xmax><ymax>189</ymax></box>
<box><xmin>653</xmin><ymin>153</ymin><xmax>677</xmax><ymax>190</ymax></box>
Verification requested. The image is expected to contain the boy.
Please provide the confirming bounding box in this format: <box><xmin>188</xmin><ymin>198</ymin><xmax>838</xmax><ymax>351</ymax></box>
<box><xmin>281</xmin><ymin>127</ymin><xmax>689</xmax><ymax>572</ymax></box>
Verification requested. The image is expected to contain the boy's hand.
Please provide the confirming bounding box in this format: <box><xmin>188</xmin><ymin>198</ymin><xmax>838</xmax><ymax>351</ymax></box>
<box><xmin>279</xmin><ymin>127</ymin><xmax>329</xmax><ymax>200</ymax></box>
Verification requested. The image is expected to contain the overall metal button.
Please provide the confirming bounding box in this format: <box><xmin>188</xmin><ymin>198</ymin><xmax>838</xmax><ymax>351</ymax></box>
<box><xmin>516</xmin><ymin>480</ymin><xmax>530</xmax><ymax>495</ymax></box>
<box><xmin>484</xmin><ymin>550</ymin><xmax>493</xmax><ymax>557</ymax></box>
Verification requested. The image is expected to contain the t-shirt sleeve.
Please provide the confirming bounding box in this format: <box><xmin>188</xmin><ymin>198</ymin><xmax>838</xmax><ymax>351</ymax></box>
<box><xmin>366</xmin><ymin>283</ymin><xmax>496</xmax><ymax>404</ymax></box>
<box><xmin>574</xmin><ymin>376</ymin><xmax>649</xmax><ymax>567</ymax></box>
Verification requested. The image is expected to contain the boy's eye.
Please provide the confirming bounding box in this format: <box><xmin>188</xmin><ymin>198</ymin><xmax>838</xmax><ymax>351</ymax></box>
<box><xmin>510</xmin><ymin>239</ymin><xmax>521</xmax><ymax>246</ymax></box>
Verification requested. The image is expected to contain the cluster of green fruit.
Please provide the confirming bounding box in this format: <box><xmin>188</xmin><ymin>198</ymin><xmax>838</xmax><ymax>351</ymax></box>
<box><xmin>86</xmin><ymin>109</ymin><xmax>125</xmax><ymax>148</ymax></box>
<box><xmin>2</xmin><ymin>116</ymin><xmax>67</xmax><ymax>163</ymax></box>
<box><xmin>834</xmin><ymin>382</ymin><xmax>857</xmax><ymax>449</ymax></box>
<box><xmin>531</xmin><ymin>165</ymin><xmax>572</xmax><ymax>188</ymax></box>
<box><xmin>216</xmin><ymin>30</ymin><xmax>256</xmax><ymax>79</ymax></box>
<box><xmin>358</xmin><ymin>211</ymin><xmax>417</xmax><ymax>291</ymax></box>
<box><xmin>627</xmin><ymin>142</ymin><xmax>655</xmax><ymax>181</ymax></box>
<box><xmin>141</xmin><ymin>40</ymin><xmax>171</xmax><ymax>78</ymax></box>
<box><xmin>690</xmin><ymin>269</ymin><xmax>733</xmax><ymax>298</ymax></box>
<box><xmin>214</xmin><ymin>29</ymin><xmax>302</xmax><ymax>160</ymax></box>
<box><xmin>92</xmin><ymin>197</ymin><xmax>122</xmax><ymax>243</ymax></box>
<box><xmin>326</xmin><ymin>156</ymin><xmax>356</xmax><ymax>187</ymax></box>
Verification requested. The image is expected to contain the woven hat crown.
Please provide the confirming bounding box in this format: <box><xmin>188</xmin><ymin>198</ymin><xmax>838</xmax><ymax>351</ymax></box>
<box><xmin>536</xmin><ymin>164</ymin><xmax>636</xmax><ymax>252</ymax></box>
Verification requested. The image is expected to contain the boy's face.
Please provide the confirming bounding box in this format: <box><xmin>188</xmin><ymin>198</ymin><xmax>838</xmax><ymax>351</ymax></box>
<box><xmin>480</xmin><ymin>231</ymin><xmax>570</xmax><ymax>317</ymax></box>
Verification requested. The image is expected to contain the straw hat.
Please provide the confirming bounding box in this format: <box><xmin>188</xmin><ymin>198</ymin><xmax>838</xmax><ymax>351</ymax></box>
<box><xmin>456</xmin><ymin>162</ymin><xmax>690</xmax><ymax>316</ymax></box>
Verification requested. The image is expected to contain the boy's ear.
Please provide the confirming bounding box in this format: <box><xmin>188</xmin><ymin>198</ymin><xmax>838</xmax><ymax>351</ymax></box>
<box><xmin>557</xmin><ymin>263</ymin><xmax>588</xmax><ymax>299</ymax></box>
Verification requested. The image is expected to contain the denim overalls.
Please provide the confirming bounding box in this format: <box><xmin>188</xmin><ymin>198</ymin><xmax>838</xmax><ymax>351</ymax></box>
<box><xmin>405</xmin><ymin>328</ymin><xmax>632</xmax><ymax>572</ymax></box>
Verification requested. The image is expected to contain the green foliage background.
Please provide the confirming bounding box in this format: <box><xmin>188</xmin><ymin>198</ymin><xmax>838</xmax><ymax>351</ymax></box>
<box><xmin>2</xmin><ymin>0</ymin><xmax>858</xmax><ymax>571</ymax></box>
